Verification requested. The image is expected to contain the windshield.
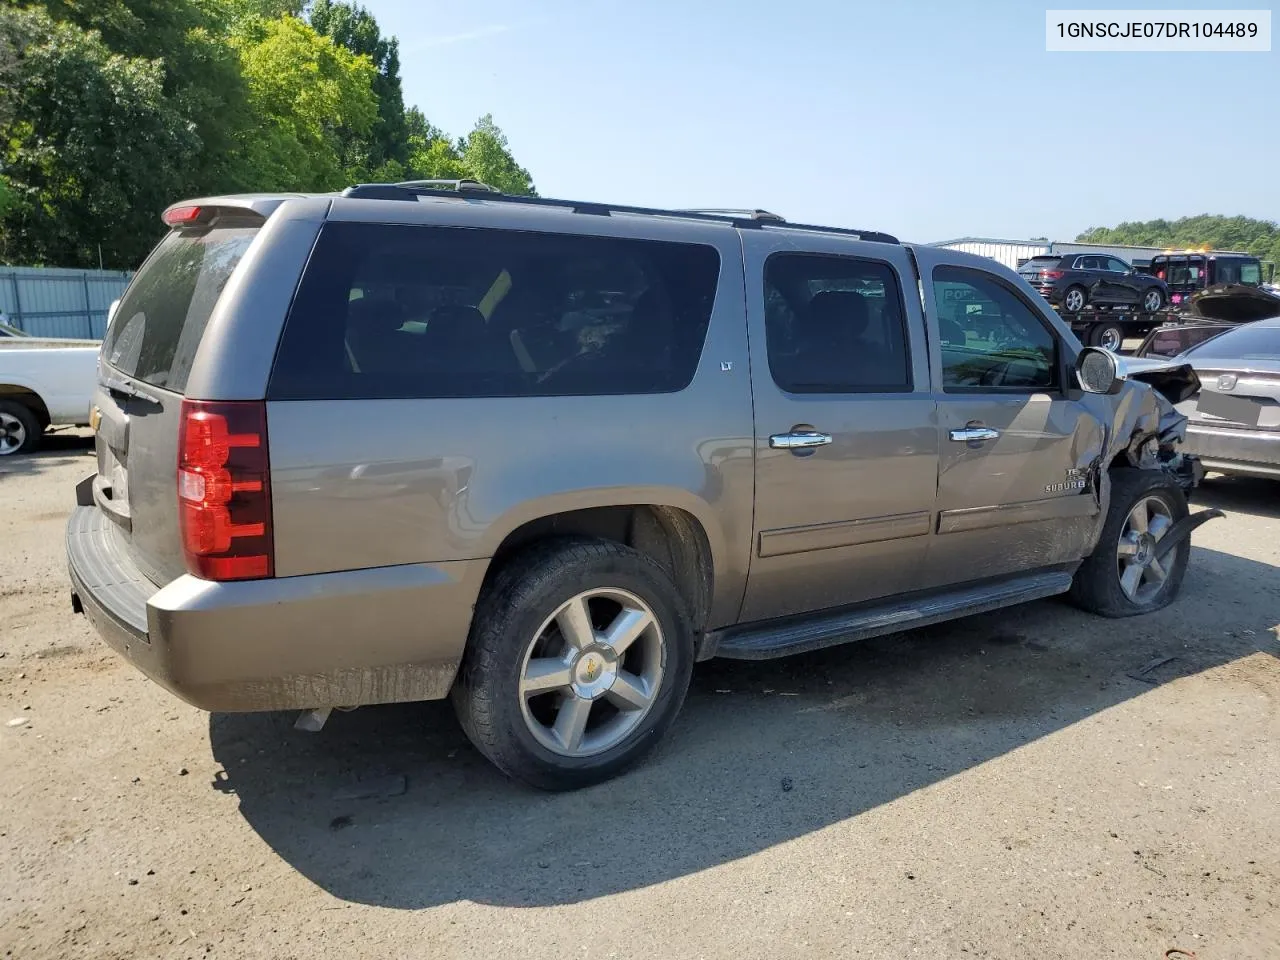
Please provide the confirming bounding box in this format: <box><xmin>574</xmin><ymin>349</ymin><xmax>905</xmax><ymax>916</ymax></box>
<box><xmin>1160</xmin><ymin>260</ymin><xmax>1204</xmax><ymax>287</ymax></box>
<box><xmin>101</xmin><ymin>225</ymin><xmax>258</xmax><ymax>392</ymax></box>
<box><xmin>1018</xmin><ymin>258</ymin><xmax>1059</xmax><ymax>275</ymax></box>
<box><xmin>1185</xmin><ymin>323</ymin><xmax>1280</xmax><ymax>362</ymax></box>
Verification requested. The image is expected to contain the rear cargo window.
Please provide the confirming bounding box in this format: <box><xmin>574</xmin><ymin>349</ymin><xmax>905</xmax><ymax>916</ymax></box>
<box><xmin>1018</xmin><ymin>257</ymin><xmax>1060</xmax><ymax>274</ymax></box>
<box><xmin>267</xmin><ymin>222</ymin><xmax>721</xmax><ymax>400</ymax></box>
<box><xmin>102</xmin><ymin>226</ymin><xmax>258</xmax><ymax>392</ymax></box>
<box><xmin>1185</xmin><ymin>324</ymin><xmax>1280</xmax><ymax>362</ymax></box>
<box><xmin>1140</xmin><ymin>325</ymin><xmax>1229</xmax><ymax>358</ymax></box>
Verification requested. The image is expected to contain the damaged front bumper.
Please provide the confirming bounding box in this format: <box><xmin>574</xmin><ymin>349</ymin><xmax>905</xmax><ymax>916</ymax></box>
<box><xmin>1115</xmin><ymin>357</ymin><xmax>1208</xmax><ymax>491</ymax></box>
<box><xmin>1107</xmin><ymin>356</ymin><xmax>1224</xmax><ymax>536</ymax></box>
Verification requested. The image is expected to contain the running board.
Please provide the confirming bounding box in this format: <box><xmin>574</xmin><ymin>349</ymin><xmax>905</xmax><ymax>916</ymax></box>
<box><xmin>705</xmin><ymin>569</ymin><xmax>1076</xmax><ymax>661</ymax></box>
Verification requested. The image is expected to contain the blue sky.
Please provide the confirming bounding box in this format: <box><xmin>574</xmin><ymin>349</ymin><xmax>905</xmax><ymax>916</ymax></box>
<box><xmin>371</xmin><ymin>0</ymin><xmax>1277</xmax><ymax>243</ymax></box>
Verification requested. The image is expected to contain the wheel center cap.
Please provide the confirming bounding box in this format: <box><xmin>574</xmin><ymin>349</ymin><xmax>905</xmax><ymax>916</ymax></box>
<box><xmin>571</xmin><ymin>647</ymin><xmax>617</xmax><ymax>699</ymax></box>
<box><xmin>1134</xmin><ymin>534</ymin><xmax>1155</xmax><ymax>566</ymax></box>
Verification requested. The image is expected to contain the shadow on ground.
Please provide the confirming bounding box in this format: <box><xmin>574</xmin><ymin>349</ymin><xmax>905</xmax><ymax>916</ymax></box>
<box><xmin>210</xmin><ymin>545</ymin><xmax>1277</xmax><ymax>910</ymax></box>
<box><xmin>1194</xmin><ymin>473</ymin><xmax>1280</xmax><ymax>520</ymax></box>
<box><xmin>0</xmin><ymin>431</ymin><xmax>94</xmax><ymax>478</ymax></box>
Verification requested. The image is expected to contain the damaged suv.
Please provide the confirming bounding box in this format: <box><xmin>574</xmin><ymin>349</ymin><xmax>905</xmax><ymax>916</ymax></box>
<box><xmin>66</xmin><ymin>183</ymin><xmax>1220</xmax><ymax>790</ymax></box>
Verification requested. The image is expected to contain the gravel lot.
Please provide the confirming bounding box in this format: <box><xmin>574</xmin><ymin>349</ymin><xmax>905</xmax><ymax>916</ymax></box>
<box><xmin>2</xmin><ymin>432</ymin><xmax>1278</xmax><ymax>960</ymax></box>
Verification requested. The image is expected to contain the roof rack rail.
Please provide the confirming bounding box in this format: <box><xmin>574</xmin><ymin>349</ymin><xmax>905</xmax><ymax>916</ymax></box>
<box><xmin>677</xmin><ymin>208</ymin><xmax>786</xmax><ymax>222</ymax></box>
<box><xmin>338</xmin><ymin>182</ymin><xmax>899</xmax><ymax>244</ymax></box>
<box><xmin>395</xmin><ymin>178</ymin><xmax>501</xmax><ymax>193</ymax></box>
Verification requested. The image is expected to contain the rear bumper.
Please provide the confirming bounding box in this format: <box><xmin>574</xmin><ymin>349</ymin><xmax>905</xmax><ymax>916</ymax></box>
<box><xmin>66</xmin><ymin>503</ymin><xmax>487</xmax><ymax>712</ymax></box>
<box><xmin>1183</xmin><ymin>423</ymin><xmax>1280</xmax><ymax>479</ymax></box>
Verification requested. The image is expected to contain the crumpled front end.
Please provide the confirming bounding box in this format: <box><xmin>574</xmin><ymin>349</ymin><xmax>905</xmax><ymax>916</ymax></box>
<box><xmin>1111</xmin><ymin>364</ymin><xmax>1204</xmax><ymax>492</ymax></box>
<box><xmin>1089</xmin><ymin>359</ymin><xmax>1222</xmax><ymax>550</ymax></box>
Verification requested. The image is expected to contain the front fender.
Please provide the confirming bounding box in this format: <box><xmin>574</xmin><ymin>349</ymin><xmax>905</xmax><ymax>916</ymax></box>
<box><xmin>1083</xmin><ymin>364</ymin><xmax>1209</xmax><ymax>553</ymax></box>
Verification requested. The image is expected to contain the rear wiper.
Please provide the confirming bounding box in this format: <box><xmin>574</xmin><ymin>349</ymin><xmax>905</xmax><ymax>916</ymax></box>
<box><xmin>101</xmin><ymin>375</ymin><xmax>161</xmax><ymax>405</ymax></box>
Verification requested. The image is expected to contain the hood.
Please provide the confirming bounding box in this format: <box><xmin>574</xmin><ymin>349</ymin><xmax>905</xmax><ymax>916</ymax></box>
<box><xmin>1185</xmin><ymin>283</ymin><xmax>1280</xmax><ymax>324</ymax></box>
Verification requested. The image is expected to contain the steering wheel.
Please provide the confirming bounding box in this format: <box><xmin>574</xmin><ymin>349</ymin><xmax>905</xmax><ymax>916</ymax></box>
<box><xmin>979</xmin><ymin>362</ymin><xmax>1012</xmax><ymax>387</ymax></box>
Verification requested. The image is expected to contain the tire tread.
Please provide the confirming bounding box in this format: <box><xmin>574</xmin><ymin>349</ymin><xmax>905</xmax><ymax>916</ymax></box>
<box><xmin>452</xmin><ymin>537</ymin><xmax>693</xmax><ymax>790</ymax></box>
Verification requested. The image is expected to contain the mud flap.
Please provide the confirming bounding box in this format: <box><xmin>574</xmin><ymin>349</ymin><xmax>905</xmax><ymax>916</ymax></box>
<box><xmin>1153</xmin><ymin>508</ymin><xmax>1225</xmax><ymax>564</ymax></box>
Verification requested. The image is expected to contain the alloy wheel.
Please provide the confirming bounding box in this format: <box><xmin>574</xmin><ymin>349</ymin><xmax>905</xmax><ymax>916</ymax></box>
<box><xmin>1115</xmin><ymin>495</ymin><xmax>1176</xmax><ymax>604</ymax></box>
<box><xmin>517</xmin><ymin>588</ymin><xmax>666</xmax><ymax>758</ymax></box>
<box><xmin>0</xmin><ymin>411</ymin><xmax>26</xmax><ymax>455</ymax></box>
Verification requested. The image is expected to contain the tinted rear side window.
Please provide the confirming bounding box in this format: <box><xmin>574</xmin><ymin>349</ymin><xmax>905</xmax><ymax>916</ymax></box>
<box><xmin>268</xmin><ymin>222</ymin><xmax>721</xmax><ymax>400</ymax></box>
<box><xmin>763</xmin><ymin>253</ymin><xmax>912</xmax><ymax>393</ymax></box>
<box><xmin>102</xmin><ymin>225</ymin><xmax>259</xmax><ymax>392</ymax></box>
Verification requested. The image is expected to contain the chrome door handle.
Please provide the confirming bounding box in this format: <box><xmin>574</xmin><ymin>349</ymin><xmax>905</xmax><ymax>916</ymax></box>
<box><xmin>770</xmin><ymin>430</ymin><xmax>833</xmax><ymax>450</ymax></box>
<box><xmin>949</xmin><ymin>427</ymin><xmax>1000</xmax><ymax>442</ymax></box>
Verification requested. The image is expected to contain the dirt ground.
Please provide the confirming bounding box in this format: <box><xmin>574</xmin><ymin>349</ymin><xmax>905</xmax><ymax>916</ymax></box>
<box><xmin>2</xmin><ymin>432</ymin><xmax>1278</xmax><ymax>960</ymax></box>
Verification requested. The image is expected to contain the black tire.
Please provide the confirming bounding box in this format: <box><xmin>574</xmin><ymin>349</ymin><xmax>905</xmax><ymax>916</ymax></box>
<box><xmin>1069</xmin><ymin>469</ymin><xmax>1190</xmax><ymax>618</ymax></box>
<box><xmin>452</xmin><ymin>537</ymin><xmax>695</xmax><ymax>791</ymax></box>
<box><xmin>1062</xmin><ymin>285</ymin><xmax>1088</xmax><ymax>313</ymax></box>
<box><xmin>0</xmin><ymin>399</ymin><xmax>41</xmax><ymax>456</ymax></box>
<box><xmin>1141</xmin><ymin>287</ymin><xmax>1165</xmax><ymax>313</ymax></box>
<box><xmin>1088</xmin><ymin>322</ymin><xmax>1125</xmax><ymax>351</ymax></box>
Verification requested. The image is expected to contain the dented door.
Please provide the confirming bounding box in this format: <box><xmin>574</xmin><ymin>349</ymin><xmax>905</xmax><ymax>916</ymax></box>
<box><xmin>915</xmin><ymin>252</ymin><xmax>1105</xmax><ymax>587</ymax></box>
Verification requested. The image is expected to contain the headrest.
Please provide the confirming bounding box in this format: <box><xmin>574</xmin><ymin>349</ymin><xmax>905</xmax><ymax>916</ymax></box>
<box><xmin>429</xmin><ymin>304</ymin><xmax>486</xmax><ymax>340</ymax></box>
<box><xmin>806</xmin><ymin>290</ymin><xmax>869</xmax><ymax>337</ymax></box>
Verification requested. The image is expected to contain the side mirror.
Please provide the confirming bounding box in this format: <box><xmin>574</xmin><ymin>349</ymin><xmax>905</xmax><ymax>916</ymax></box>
<box><xmin>107</xmin><ymin>299</ymin><xmax>120</xmax><ymax>325</ymax></box>
<box><xmin>1076</xmin><ymin>347</ymin><xmax>1124</xmax><ymax>394</ymax></box>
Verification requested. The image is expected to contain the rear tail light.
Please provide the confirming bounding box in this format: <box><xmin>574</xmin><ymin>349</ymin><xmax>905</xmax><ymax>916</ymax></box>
<box><xmin>177</xmin><ymin>400</ymin><xmax>274</xmax><ymax>581</ymax></box>
<box><xmin>1040</xmin><ymin>270</ymin><xmax>1064</xmax><ymax>280</ymax></box>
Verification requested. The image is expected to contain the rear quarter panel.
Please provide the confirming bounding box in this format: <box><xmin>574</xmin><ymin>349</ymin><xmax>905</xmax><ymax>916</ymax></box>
<box><xmin>267</xmin><ymin>217</ymin><xmax>755</xmax><ymax>629</ymax></box>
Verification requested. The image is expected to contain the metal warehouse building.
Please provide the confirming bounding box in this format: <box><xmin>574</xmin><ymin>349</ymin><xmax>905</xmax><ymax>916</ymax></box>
<box><xmin>931</xmin><ymin>237</ymin><xmax>1199</xmax><ymax>271</ymax></box>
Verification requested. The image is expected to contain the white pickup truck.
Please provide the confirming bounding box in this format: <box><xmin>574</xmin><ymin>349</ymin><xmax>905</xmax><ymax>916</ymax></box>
<box><xmin>0</xmin><ymin>322</ymin><xmax>101</xmax><ymax>455</ymax></box>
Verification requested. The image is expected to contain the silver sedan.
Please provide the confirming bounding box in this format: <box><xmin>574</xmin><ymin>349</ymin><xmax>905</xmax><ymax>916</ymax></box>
<box><xmin>1170</xmin><ymin>317</ymin><xmax>1280</xmax><ymax>479</ymax></box>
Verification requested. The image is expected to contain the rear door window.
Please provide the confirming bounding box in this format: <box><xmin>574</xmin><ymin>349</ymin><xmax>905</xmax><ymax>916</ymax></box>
<box><xmin>762</xmin><ymin>253</ymin><xmax>912</xmax><ymax>393</ymax></box>
<box><xmin>267</xmin><ymin>223</ymin><xmax>721</xmax><ymax>400</ymax></box>
<box><xmin>101</xmin><ymin>225</ymin><xmax>259</xmax><ymax>393</ymax></box>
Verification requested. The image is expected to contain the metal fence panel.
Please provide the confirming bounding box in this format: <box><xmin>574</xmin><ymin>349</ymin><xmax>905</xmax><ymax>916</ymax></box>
<box><xmin>0</xmin><ymin>266</ymin><xmax>133</xmax><ymax>339</ymax></box>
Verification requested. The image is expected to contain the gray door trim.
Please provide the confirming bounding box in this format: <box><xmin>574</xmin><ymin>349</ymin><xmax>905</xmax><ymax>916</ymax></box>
<box><xmin>758</xmin><ymin>510</ymin><xmax>932</xmax><ymax>558</ymax></box>
<box><xmin>937</xmin><ymin>494</ymin><xmax>1098</xmax><ymax>535</ymax></box>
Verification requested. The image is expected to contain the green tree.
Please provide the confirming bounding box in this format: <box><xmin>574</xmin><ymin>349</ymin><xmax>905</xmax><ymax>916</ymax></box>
<box><xmin>0</xmin><ymin>1</ymin><xmax>538</xmax><ymax>267</ymax></box>
<box><xmin>1077</xmin><ymin>215</ymin><xmax>1280</xmax><ymax>270</ymax></box>
<box><xmin>459</xmin><ymin>114</ymin><xmax>537</xmax><ymax>195</ymax></box>
<box><xmin>229</xmin><ymin>14</ymin><xmax>378</xmax><ymax>191</ymax></box>
<box><xmin>36</xmin><ymin>0</ymin><xmax>257</xmax><ymax>197</ymax></box>
<box><xmin>308</xmin><ymin>0</ymin><xmax>405</xmax><ymax>178</ymax></box>
<box><xmin>0</xmin><ymin>5</ymin><xmax>199</xmax><ymax>267</ymax></box>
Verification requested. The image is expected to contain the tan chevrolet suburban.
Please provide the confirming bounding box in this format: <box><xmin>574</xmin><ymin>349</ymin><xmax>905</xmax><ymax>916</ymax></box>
<box><xmin>66</xmin><ymin>181</ymin><xmax>1221</xmax><ymax>790</ymax></box>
